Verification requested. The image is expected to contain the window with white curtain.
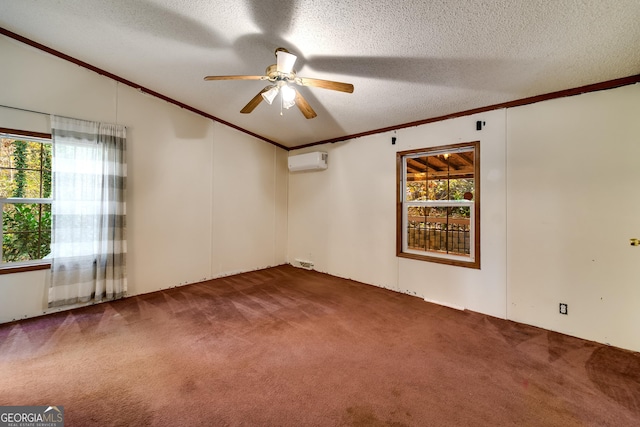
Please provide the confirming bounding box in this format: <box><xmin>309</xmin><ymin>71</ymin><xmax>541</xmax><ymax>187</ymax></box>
<box><xmin>48</xmin><ymin>115</ymin><xmax>127</xmax><ymax>307</ymax></box>
<box><xmin>1</xmin><ymin>117</ymin><xmax>127</xmax><ymax>308</ymax></box>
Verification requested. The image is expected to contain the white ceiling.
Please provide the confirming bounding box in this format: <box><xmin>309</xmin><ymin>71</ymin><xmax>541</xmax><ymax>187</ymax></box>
<box><xmin>1</xmin><ymin>0</ymin><xmax>639</xmax><ymax>149</ymax></box>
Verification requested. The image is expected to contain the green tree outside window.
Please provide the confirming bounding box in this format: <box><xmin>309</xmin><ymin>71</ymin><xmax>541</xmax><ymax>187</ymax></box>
<box><xmin>1</xmin><ymin>136</ymin><xmax>52</xmax><ymax>263</ymax></box>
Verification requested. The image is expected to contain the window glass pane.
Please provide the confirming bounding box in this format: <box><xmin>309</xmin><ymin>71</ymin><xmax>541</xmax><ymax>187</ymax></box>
<box><xmin>0</xmin><ymin>138</ymin><xmax>14</xmax><ymax>168</ymax></box>
<box><xmin>427</xmin><ymin>154</ymin><xmax>449</xmax><ymax>200</ymax></box>
<box><xmin>406</xmin><ymin>205</ymin><xmax>471</xmax><ymax>257</ymax></box>
<box><xmin>428</xmin><ymin>178</ymin><xmax>449</xmax><ymax>200</ymax></box>
<box><xmin>0</xmin><ymin>169</ymin><xmax>16</xmax><ymax>199</ymax></box>
<box><xmin>19</xmin><ymin>170</ymin><xmax>46</xmax><ymax>198</ymax></box>
<box><xmin>2</xmin><ymin>203</ymin><xmax>51</xmax><ymax>262</ymax></box>
<box><xmin>24</xmin><ymin>141</ymin><xmax>45</xmax><ymax>169</ymax></box>
<box><xmin>0</xmin><ymin>137</ymin><xmax>52</xmax><ymax>199</ymax></box>
<box><xmin>406</xmin><ymin>181</ymin><xmax>426</xmax><ymax>201</ymax></box>
<box><xmin>1</xmin><ymin>134</ymin><xmax>53</xmax><ymax>264</ymax></box>
<box><xmin>406</xmin><ymin>151</ymin><xmax>475</xmax><ymax>202</ymax></box>
<box><xmin>43</xmin><ymin>146</ymin><xmax>52</xmax><ymax>198</ymax></box>
<box><xmin>405</xmin><ymin>156</ymin><xmax>427</xmax><ymax>201</ymax></box>
<box><xmin>450</xmin><ymin>178</ymin><xmax>474</xmax><ymax>200</ymax></box>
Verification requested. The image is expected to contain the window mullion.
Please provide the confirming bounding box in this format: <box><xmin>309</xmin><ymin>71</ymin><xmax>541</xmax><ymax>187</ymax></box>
<box><xmin>2</xmin><ymin>198</ymin><xmax>51</xmax><ymax>204</ymax></box>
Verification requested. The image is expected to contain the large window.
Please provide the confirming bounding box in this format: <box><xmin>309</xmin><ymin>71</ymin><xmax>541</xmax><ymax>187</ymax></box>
<box><xmin>0</xmin><ymin>129</ymin><xmax>52</xmax><ymax>268</ymax></box>
<box><xmin>397</xmin><ymin>141</ymin><xmax>480</xmax><ymax>268</ymax></box>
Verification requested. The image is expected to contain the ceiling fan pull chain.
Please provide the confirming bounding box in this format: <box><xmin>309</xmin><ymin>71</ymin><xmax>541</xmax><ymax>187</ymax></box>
<box><xmin>280</xmin><ymin>93</ymin><xmax>284</xmax><ymax>116</ymax></box>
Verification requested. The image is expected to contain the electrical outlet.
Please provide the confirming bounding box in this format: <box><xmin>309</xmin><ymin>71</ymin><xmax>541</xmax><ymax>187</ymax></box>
<box><xmin>559</xmin><ymin>303</ymin><xmax>568</xmax><ymax>315</ymax></box>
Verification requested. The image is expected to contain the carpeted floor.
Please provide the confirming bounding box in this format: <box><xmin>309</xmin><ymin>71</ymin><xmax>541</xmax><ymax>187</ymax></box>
<box><xmin>1</xmin><ymin>265</ymin><xmax>639</xmax><ymax>426</ymax></box>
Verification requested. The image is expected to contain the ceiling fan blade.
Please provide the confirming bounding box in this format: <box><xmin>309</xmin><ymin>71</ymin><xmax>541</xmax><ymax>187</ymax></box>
<box><xmin>294</xmin><ymin>90</ymin><xmax>317</xmax><ymax>119</ymax></box>
<box><xmin>240</xmin><ymin>87</ymin><xmax>270</xmax><ymax>113</ymax></box>
<box><xmin>295</xmin><ymin>77</ymin><xmax>354</xmax><ymax>93</ymax></box>
<box><xmin>276</xmin><ymin>50</ymin><xmax>297</xmax><ymax>74</ymax></box>
<box><xmin>204</xmin><ymin>75</ymin><xmax>266</xmax><ymax>81</ymax></box>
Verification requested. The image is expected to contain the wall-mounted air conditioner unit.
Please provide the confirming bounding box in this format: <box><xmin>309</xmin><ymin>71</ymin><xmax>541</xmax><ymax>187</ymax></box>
<box><xmin>288</xmin><ymin>152</ymin><xmax>328</xmax><ymax>172</ymax></box>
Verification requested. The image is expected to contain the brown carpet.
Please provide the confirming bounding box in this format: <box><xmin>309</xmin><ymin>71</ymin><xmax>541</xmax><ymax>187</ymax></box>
<box><xmin>1</xmin><ymin>265</ymin><xmax>639</xmax><ymax>426</ymax></box>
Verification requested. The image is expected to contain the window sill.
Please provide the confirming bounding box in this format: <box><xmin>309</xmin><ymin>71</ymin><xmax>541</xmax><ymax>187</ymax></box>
<box><xmin>397</xmin><ymin>251</ymin><xmax>480</xmax><ymax>269</ymax></box>
<box><xmin>0</xmin><ymin>262</ymin><xmax>51</xmax><ymax>275</ymax></box>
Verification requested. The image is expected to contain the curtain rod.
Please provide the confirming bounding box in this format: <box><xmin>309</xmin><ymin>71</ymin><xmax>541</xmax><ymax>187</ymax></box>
<box><xmin>0</xmin><ymin>104</ymin><xmax>50</xmax><ymax>116</ymax></box>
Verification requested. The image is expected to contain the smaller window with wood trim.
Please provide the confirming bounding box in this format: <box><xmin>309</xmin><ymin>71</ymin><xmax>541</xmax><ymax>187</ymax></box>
<box><xmin>397</xmin><ymin>141</ymin><xmax>480</xmax><ymax>269</ymax></box>
<box><xmin>0</xmin><ymin>130</ymin><xmax>52</xmax><ymax>267</ymax></box>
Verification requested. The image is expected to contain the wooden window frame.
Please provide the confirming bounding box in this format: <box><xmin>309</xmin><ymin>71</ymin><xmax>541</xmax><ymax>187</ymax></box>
<box><xmin>0</xmin><ymin>127</ymin><xmax>52</xmax><ymax>274</ymax></box>
<box><xmin>396</xmin><ymin>141</ymin><xmax>480</xmax><ymax>269</ymax></box>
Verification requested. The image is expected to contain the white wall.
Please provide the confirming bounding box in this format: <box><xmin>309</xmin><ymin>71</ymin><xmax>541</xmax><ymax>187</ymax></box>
<box><xmin>507</xmin><ymin>84</ymin><xmax>640</xmax><ymax>352</ymax></box>
<box><xmin>287</xmin><ymin>133</ymin><xmax>399</xmax><ymax>290</ymax></box>
<box><xmin>0</xmin><ymin>35</ymin><xmax>287</xmax><ymax>322</ymax></box>
<box><xmin>288</xmin><ymin>109</ymin><xmax>508</xmax><ymax>318</ymax></box>
<box><xmin>288</xmin><ymin>84</ymin><xmax>640</xmax><ymax>352</ymax></box>
<box><xmin>211</xmin><ymin>123</ymin><xmax>289</xmax><ymax>276</ymax></box>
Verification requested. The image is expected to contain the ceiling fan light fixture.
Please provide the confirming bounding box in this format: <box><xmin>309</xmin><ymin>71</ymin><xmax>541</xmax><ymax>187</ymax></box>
<box><xmin>281</xmin><ymin>84</ymin><xmax>296</xmax><ymax>106</ymax></box>
<box><xmin>261</xmin><ymin>85</ymin><xmax>279</xmax><ymax>104</ymax></box>
<box><xmin>282</xmin><ymin>98</ymin><xmax>295</xmax><ymax>110</ymax></box>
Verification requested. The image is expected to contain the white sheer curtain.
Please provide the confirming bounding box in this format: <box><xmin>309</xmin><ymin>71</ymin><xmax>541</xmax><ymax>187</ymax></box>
<box><xmin>48</xmin><ymin>116</ymin><xmax>127</xmax><ymax>307</ymax></box>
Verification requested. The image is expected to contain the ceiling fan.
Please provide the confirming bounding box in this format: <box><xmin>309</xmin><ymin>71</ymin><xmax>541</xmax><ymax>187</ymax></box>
<box><xmin>204</xmin><ymin>48</ymin><xmax>354</xmax><ymax>119</ymax></box>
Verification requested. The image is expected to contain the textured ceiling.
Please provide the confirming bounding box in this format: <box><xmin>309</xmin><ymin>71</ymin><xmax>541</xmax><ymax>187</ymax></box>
<box><xmin>1</xmin><ymin>0</ymin><xmax>639</xmax><ymax>148</ymax></box>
